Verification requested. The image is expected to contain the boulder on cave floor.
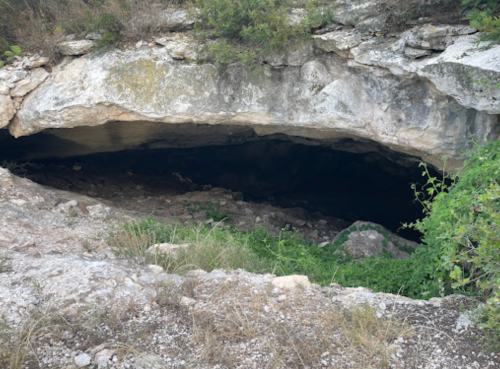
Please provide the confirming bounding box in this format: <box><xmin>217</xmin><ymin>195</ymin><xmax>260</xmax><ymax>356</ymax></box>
<box><xmin>331</xmin><ymin>220</ymin><xmax>419</xmax><ymax>260</ymax></box>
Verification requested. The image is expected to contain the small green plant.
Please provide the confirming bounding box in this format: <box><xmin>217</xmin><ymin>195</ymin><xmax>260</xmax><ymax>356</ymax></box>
<box><xmin>462</xmin><ymin>0</ymin><xmax>500</xmax><ymax>45</ymax></box>
<box><xmin>0</xmin><ymin>44</ymin><xmax>22</xmax><ymax>68</ymax></box>
<box><xmin>84</xmin><ymin>8</ymin><xmax>122</xmax><ymax>47</ymax></box>
<box><xmin>199</xmin><ymin>200</ymin><xmax>230</xmax><ymax>222</ymax></box>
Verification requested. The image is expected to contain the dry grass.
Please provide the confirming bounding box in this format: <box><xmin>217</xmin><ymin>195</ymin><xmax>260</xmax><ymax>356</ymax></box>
<box><xmin>190</xmin><ymin>300</ymin><xmax>413</xmax><ymax>369</ymax></box>
<box><xmin>335</xmin><ymin>304</ymin><xmax>413</xmax><ymax>368</ymax></box>
<box><xmin>149</xmin><ymin>223</ymin><xmax>271</xmax><ymax>276</ymax></box>
<box><xmin>377</xmin><ymin>0</ymin><xmax>463</xmax><ymax>32</ymax></box>
<box><xmin>0</xmin><ymin>0</ymin><xmax>186</xmax><ymax>62</ymax></box>
<box><xmin>109</xmin><ymin>221</ymin><xmax>156</xmax><ymax>265</ymax></box>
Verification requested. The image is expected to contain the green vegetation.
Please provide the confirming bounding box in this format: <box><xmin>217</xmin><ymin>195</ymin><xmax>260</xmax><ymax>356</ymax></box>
<box><xmin>0</xmin><ymin>43</ymin><xmax>22</xmax><ymax>68</ymax></box>
<box><xmin>407</xmin><ymin>140</ymin><xmax>500</xmax><ymax>349</ymax></box>
<box><xmin>192</xmin><ymin>0</ymin><xmax>331</xmax><ymax>65</ymax></box>
<box><xmin>110</xmin><ymin>218</ymin><xmax>440</xmax><ymax>299</ymax></box>
<box><xmin>462</xmin><ymin>0</ymin><xmax>500</xmax><ymax>45</ymax></box>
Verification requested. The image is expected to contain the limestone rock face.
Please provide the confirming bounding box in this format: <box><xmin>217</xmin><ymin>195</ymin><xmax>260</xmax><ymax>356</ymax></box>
<box><xmin>313</xmin><ymin>31</ymin><xmax>363</xmax><ymax>58</ymax></box>
<box><xmin>10</xmin><ymin>41</ymin><xmax>499</xmax><ymax>170</ymax></box>
<box><xmin>419</xmin><ymin>36</ymin><xmax>500</xmax><ymax>114</ymax></box>
<box><xmin>330</xmin><ymin>0</ymin><xmax>457</xmax><ymax>33</ymax></box>
<box><xmin>10</xmin><ymin>68</ymin><xmax>49</xmax><ymax>97</ymax></box>
<box><xmin>0</xmin><ymin>94</ymin><xmax>15</xmax><ymax>129</ymax></box>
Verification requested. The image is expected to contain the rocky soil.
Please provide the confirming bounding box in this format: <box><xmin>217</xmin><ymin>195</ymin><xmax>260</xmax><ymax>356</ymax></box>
<box><xmin>1</xmin><ymin>166</ymin><xmax>500</xmax><ymax>369</ymax></box>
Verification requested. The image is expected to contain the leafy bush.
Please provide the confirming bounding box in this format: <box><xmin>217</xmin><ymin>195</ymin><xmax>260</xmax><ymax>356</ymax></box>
<box><xmin>192</xmin><ymin>0</ymin><xmax>303</xmax><ymax>65</ymax></box>
<box><xmin>192</xmin><ymin>0</ymin><xmax>330</xmax><ymax>65</ymax></box>
<box><xmin>409</xmin><ymin>140</ymin><xmax>500</xmax><ymax>347</ymax></box>
<box><xmin>462</xmin><ymin>0</ymin><xmax>500</xmax><ymax>44</ymax></box>
<box><xmin>0</xmin><ymin>43</ymin><xmax>22</xmax><ymax>68</ymax></box>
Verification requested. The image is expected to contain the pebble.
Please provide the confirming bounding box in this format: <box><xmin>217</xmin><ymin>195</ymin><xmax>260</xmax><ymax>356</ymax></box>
<box><xmin>74</xmin><ymin>353</ymin><xmax>91</xmax><ymax>367</ymax></box>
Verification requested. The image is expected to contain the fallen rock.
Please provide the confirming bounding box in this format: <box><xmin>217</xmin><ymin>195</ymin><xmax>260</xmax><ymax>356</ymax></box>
<box><xmin>333</xmin><ymin>221</ymin><xmax>419</xmax><ymax>260</ymax></box>
<box><xmin>157</xmin><ymin>36</ymin><xmax>199</xmax><ymax>60</ymax></box>
<box><xmin>272</xmin><ymin>275</ymin><xmax>311</xmax><ymax>289</ymax></box>
<box><xmin>74</xmin><ymin>353</ymin><xmax>91</xmax><ymax>367</ymax></box>
<box><xmin>147</xmin><ymin>242</ymin><xmax>190</xmax><ymax>258</ymax></box>
<box><xmin>86</xmin><ymin>204</ymin><xmax>111</xmax><ymax>219</ymax></box>
<box><xmin>22</xmin><ymin>56</ymin><xmax>49</xmax><ymax>69</ymax></box>
<box><xmin>95</xmin><ymin>349</ymin><xmax>115</xmax><ymax>369</ymax></box>
<box><xmin>57</xmin><ymin>40</ymin><xmax>95</xmax><ymax>56</ymax></box>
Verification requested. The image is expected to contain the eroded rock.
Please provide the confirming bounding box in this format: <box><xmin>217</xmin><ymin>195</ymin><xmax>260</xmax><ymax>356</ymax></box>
<box><xmin>57</xmin><ymin>40</ymin><xmax>95</xmax><ymax>56</ymax></box>
<box><xmin>10</xmin><ymin>68</ymin><xmax>49</xmax><ymax>97</ymax></box>
<box><xmin>333</xmin><ymin>221</ymin><xmax>419</xmax><ymax>260</ymax></box>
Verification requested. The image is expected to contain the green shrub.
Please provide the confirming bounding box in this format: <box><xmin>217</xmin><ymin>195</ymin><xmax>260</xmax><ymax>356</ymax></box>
<box><xmin>192</xmin><ymin>0</ymin><xmax>327</xmax><ymax>65</ymax></box>
<box><xmin>408</xmin><ymin>140</ymin><xmax>500</xmax><ymax>347</ymax></box>
<box><xmin>462</xmin><ymin>0</ymin><xmax>500</xmax><ymax>45</ymax></box>
<box><xmin>0</xmin><ymin>43</ymin><xmax>22</xmax><ymax>68</ymax></box>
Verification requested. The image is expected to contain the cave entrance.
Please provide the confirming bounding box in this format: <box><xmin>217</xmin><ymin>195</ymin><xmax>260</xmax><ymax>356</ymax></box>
<box><xmin>0</xmin><ymin>127</ymin><xmax>433</xmax><ymax>241</ymax></box>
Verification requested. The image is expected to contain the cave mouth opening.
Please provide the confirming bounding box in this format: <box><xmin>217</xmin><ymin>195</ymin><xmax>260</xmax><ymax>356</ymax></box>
<box><xmin>1</xmin><ymin>130</ymin><xmax>433</xmax><ymax>242</ymax></box>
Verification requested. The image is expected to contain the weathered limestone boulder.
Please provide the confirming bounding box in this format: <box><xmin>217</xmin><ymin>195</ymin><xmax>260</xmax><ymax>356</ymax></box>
<box><xmin>419</xmin><ymin>36</ymin><xmax>500</xmax><ymax>114</ymax></box>
<box><xmin>404</xmin><ymin>47</ymin><xmax>432</xmax><ymax>59</ymax></box>
<box><xmin>155</xmin><ymin>35</ymin><xmax>200</xmax><ymax>60</ymax></box>
<box><xmin>405</xmin><ymin>24</ymin><xmax>477</xmax><ymax>50</ymax></box>
<box><xmin>0</xmin><ymin>59</ymin><xmax>51</xmax><ymax>128</ymax></box>
<box><xmin>147</xmin><ymin>242</ymin><xmax>190</xmax><ymax>258</ymax></box>
<box><xmin>333</xmin><ymin>221</ymin><xmax>419</xmax><ymax>260</ymax></box>
<box><xmin>130</xmin><ymin>9</ymin><xmax>195</xmax><ymax>33</ymax></box>
<box><xmin>10</xmin><ymin>68</ymin><xmax>49</xmax><ymax>97</ymax></box>
<box><xmin>313</xmin><ymin>31</ymin><xmax>363</xmax><ymax>58</ymax></box>
<box><xmin>330</xmin><ymin>0</ymin><xmax>457</xmax><ymax>33</ymax></box>
<box><xmin>56</xmin><ymin>40</ymin><xmax>95</xmax><ymax>56</ymax></box>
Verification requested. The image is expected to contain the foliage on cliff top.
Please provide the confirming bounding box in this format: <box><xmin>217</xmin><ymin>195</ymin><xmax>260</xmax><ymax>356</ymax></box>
<box><xmin>462</xmin><ymin>0</ymin><xmax>500</xmax><ymax>44</ymax></box>
<box><xmin>191</xmin><ymin>0</ymin><xmax>331</xmax><ymax>65</ymax></box>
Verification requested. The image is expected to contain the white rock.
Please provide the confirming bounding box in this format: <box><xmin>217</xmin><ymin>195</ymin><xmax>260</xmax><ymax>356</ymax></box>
<box><xmin>313</xmin><ymin>31</ymin><xmax>363</xmax><ymax>58</ymax></box>
<box><xmin>57</xmin><ymin>40</ymin><xmax>95</xmax><ymax>56</ymax></box>
<box><xmin>74</xmin><ymin>353</ymin><xmax>91</xmax><ymax>367</ymax></box>
<box><xmin>86</xmin><ymin>204</ymin><xmax>111</xmax><ymax>219</ymax></box>
<box><xmin>180</xmin><ymin>296</ymin><xmax>197</xmax><ymax>306</ymax></box>
<box><xmin>419</xmin><ymin>35</ymin><xmax>500</xmax><ymax>114</ymax></box>
<box><xmin>95</xmin><ymin>349</ymin><xmax>115</xmax><ymax>368</ymax></box>
<box><xmin>147</xmin><ymin>243</ymin><xmax>190</xmax><ymax>258</ymax></box>
<box><xmin>10</xmin><ymin>68</ymin><xmax>49</xmax><ymax>97</ymax></box>
<box><xmin>148</xmin><ymin>264</ymin><xmax>164</xmax><ymax>274</ymax></box>
<box><xmin>185</xmin><ymin>269</ymin><xmax>207</xmax><ymax>278</ymax></box>
<box><xmin>272</xmin><ymin>275</ymin><xmax>311</xmax><ymax>289</ymax></box>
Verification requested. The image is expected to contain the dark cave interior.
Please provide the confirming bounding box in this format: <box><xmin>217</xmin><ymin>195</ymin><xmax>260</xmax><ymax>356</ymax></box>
<box><xmin>0</xmin><ymin>132</ymin><xmax>436</xmax><ymax>241</ymax></box>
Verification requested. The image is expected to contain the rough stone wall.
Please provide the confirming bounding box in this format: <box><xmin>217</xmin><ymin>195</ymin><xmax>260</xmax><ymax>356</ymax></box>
<box><xmin>1</xmin><ymin>0</ymin><xmax>499</xmax><ymax>169</ymax></box>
